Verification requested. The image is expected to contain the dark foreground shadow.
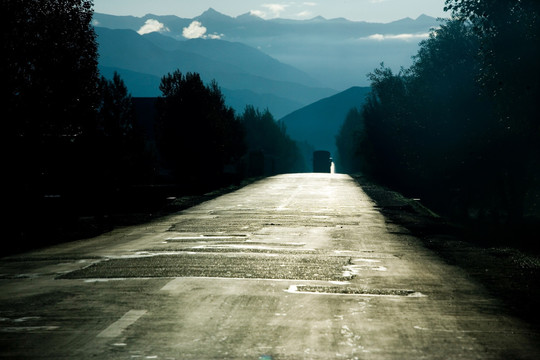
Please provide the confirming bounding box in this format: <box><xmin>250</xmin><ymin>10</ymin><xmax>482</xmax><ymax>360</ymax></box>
<box><xmin>4</xmin><ymin>178</ymin><xmax>261</xmax><ymax>258</ymax></box>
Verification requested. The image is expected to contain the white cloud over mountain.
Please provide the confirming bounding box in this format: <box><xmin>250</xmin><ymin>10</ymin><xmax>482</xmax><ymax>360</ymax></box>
<box><xmin>297</xmin><ymin>11</ymin><xmax>313</xmax><ymax>18</ymax></box>
<box><xmin>182</xmin><ymin>21</ymin><xmax>223</xmax><ymax>39</ymax></box>
<box><xmin>183</xmin><ymin>21</ymin><xmax>207</xmax><ymax>38</ymax></box>
<box><xmin>362</xmin><ymin>32</ymin><xmax>431</xmax><ymax>41</ymax></box>
<box><xmin>251</xmin><ymin>2</ymin><xmax>319</xmax><ymax>19</ymax></box>
<box><xmin>137</xmin><ymin>19</ymin><xmax>169</xmax><ymax>35</ymax></box>
<box><xmin>262</xmin><ymin>3</ymin><xmax>289</xmax><ymax>17</ymax></box>
<box><xmin>250</xmin><ymin>10</ymin><xmax>266</xmax><ymax>18</ymax></box>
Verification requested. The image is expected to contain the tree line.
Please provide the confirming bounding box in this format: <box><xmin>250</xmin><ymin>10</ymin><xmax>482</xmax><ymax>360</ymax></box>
<box><xmin>337</xmin><ymin>0</ymin><xmax>540</xmax><ymax>248</ymax></box>
<box><xmin>155</xmin><ymin>70</ymin><xmax>304</xmax><ymax>188</ymax></box>
<box><xmin>4</xmin><ymin>0</ymin><xmax>302</xmax><ymax>251</ymax></box>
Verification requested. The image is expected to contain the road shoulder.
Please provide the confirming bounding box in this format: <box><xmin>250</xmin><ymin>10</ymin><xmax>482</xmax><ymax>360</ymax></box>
<box><xmin>353</xmin><ymin>175</ymin><xmax>540</xmax><ymax>329</ymax></box>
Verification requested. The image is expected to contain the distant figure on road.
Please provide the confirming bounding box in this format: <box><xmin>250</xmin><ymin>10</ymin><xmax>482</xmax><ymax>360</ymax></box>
<box><xmin>313</xmin><ymin>150</ymin><xmax>332</xmax><ymax>173</ymax></box>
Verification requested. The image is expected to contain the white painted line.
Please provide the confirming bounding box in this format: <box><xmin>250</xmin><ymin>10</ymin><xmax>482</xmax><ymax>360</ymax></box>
<box><xmin>97</xmin><ymin>310</ymin><xmax>147</xmax><ymax>338</ymax></box>
<box><xmin>0</xmin><ymin>326</ymin><xmax>59</xmax><ymax>333</ymax></box>
<box><xmin>161</xmin><ymin>278</ymin><xmax>183</xmax><ymax>291</ymax></box>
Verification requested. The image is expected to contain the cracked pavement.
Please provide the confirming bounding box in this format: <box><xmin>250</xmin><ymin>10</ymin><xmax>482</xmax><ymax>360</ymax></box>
<box><xmin>1</xmin><ymin>173</ymin><xmax>539</xmax><ymax>359</ymax></box>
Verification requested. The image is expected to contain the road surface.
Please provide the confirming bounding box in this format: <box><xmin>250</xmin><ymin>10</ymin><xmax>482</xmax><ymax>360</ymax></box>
<box><xmin>1</xmin><ymin>173</ymin><xmax>539</xmax><ymax>359</ymax></box>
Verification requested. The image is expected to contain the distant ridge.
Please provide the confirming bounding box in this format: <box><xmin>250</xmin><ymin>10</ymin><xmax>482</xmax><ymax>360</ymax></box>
<box><xmin>196</xmin><ymin>8</ymin><xmax>235</xmax><ymax>21</ymax></box>
<box><xmin>281</xmin><ymin>86</ymin><xmax>371</xmax><ymax>159</ymax></box>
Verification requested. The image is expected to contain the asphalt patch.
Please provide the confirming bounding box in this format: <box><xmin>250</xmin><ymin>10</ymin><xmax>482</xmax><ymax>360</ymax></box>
<box><xmin>59</xmin><ymin>254</ymin><xmax>352</xmax><ymax>281</ymax></box>
<box><xmin>293</xmin><ymin>285</ymin><xmax>421</xmax><ymax>297</ymax></box>
<box><xmin>142</xmin><ymin>247</ymin><xmax>318</xmax><ymax>255</ymax></box>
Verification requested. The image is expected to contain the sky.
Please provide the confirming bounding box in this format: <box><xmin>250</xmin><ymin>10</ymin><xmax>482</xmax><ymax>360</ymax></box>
<box><xmin>92</xmin><ymin>0</ymin><xmax>448</xmax><ymax>23</ymax></box>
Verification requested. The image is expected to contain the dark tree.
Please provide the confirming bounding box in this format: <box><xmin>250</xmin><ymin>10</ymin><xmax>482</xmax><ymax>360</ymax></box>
<box><xmin>3</xmin><ymin>0</ymin><xmax>99</xmax><ymax>137</ymax></box>
<box><xmin>356</xmin><ymin>21</ymin><xmax>506</xmax><ymax>216</ymax></box>
<box><xmin>4</xmin><ymin>0</ymin><xmax>99</xmax><ymax>193</ymax></box>
<box><xmin>94</xmin><ymin>73</ymin><xmax>155</xmax><ymax>190</ymax></box>
<box><xmin>444</xmin><ymin>0</ymin><xmax>540</xmax><ymax>223</ymax></box>
<box><xmin>155</xmin><ymin>71</ymin><xmax>245</xmax><ymax>190</ymax></box>
<box><xmin>360</xmin><ymin>64</ymin><xmax>417</xmax><ymax>189</ymax></box>
<box><xmin>3</xmin><ymin>0</ymin><xmax>100</xmax><ymax>250</ymax></box>
<box><xmin>239</xmin><ymin>105</ymin><xmax>304</xmax><ymax>176</ymax></box>
<box><xmin>350</xmin><ymin>11</ymin><xmax>539</xmax><ymax>245</ymax></box>
<box><xmin>336</xmin><ymin>108</ymin><xmax>364</xmax><ymax>174</ymax></box>
<box><xmin>444</xmin><ymin>0</ymin><xmax>539</xmax><ymax>139</ymax></box>
<box><xmin>97</xmin><ymin>73</ymin><xmax>136</xmax><ymax>138</ymax></box>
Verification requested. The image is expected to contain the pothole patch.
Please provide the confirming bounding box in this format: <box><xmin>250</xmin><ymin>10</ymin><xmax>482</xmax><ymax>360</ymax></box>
<box><xmin>166</xmin><ymin>235</ymin><xmax>248</xmax><ymax>242</ymax></box>
<box><xmin>140</xmin><ymin>247</ymin><xmax>318</xmax><ymax>255</ymax></box>
<box><xmin>287</xmin><ymin>285</ymin><xmax>425</xmax><ymax>297</ymax></box>
<box><xmin>58</xmin><ymin>254</ymin><xmax>352</xmax><ymax>281</ymax></box>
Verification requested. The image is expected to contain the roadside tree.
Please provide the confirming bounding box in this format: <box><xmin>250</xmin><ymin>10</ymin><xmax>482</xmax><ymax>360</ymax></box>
<box><xmin>155</xmin><ymin>71</ymin><xmax>245</xmax><ymax>190</ymax></box>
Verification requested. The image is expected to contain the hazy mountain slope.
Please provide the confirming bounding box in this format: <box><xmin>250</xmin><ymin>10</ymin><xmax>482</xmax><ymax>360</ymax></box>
<box><xmin>99</xmin><ymin>66</ymin><xmax>161</xmax><ymax>97</ymax></box>
<box><xmin>141</xmin><ymin>33</ymin><xmax>321</xmax><ymax>88</ymax></box>
<box><xmin>94</xmin><ymin>9</ymin><xmax>439</xmax><ymax>116</ymax></box>
<box><xmin>93</xmin><ymin>12</ymin><xmax>192</xmax><ymax>34</ymax></box>
<box><xmin>222</xmin><ymin>89</ymin><xmax>304</xmax><ymax>119</ymax></box>
<box><xmin>280</xmin><ymin>86</ymin><xmax>371</xmax><ymax>157</ymax></box>
<box><xmin>96</xmin><ymin>28</ymin><xmax>228</xmax><ymax>78</ymax></box>
<box><xmin>176</xmin><ymin>39</ymin><xmax>322</xmax><ymax>88</ymax></box>
<box><xmin>95</xmin><ymin>27</ymin><xmax>336</xmax><ymax>115</ymax></box>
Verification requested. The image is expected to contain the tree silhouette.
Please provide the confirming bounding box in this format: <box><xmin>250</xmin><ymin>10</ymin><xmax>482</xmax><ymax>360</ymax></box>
<box><xmin>97</xmin><ymin>73</ymin><xmax>136</xmax><ymax>138</ymax></box>
<box><xmin>336</xmin><ymin>108</ymin><xmax>364</xmax><ymax>174</ymax></box>
<box><xmin>4</xmin><ymin>0</ymin><xmax>99</xmax><ymax>138</ymax></box>
<box><xmin>3</xmin><ymin>0</ymin><xmax>100</xmax><ymax>250</ymax></box>
<box><xmin>239</xmin><ymin>105</ymin><xmax>304</xmax><ymax>176</ymax></box>
<box><xmin>4</xmin><ymin>0</ymin><xmax>99</xmax><ymax>194</ymax></box>
<box><xmin>94</xmin><ymin>73</ymin><xmax>155</xmax><ymax>192</ymax></box>
<box><xmin>351</xmin><ymin>16</ymin><xmax>539</xmax><ymax>231</ymax></box>
<box><xmin>155</xmin><ymin>71</ymin><xmax>245</xmax><ymax>190</ymax></box>
<box><xmin>445</xmin><ymin>0</ymin><xmax>540</xmax><ymax>223</ymax></box>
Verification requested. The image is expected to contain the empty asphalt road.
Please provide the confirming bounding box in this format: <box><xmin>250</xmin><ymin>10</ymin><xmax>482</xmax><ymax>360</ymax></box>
<box><xmin>1</xmin><ymin>173</ymin><xmax>539</xmax><ymax>359</ymax></box>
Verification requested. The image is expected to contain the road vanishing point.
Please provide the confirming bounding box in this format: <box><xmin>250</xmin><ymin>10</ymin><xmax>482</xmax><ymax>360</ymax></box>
<box><xmin>1</xmin><ymin>173</ymin><xmax>539</xmax><ymax>359</ymax></box>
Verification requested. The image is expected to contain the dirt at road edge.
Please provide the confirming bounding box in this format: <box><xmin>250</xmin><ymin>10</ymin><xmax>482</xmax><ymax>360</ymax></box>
<box><xmin>353</xmin><ymin>175</ymin><xmax>540</xmax><ymax>329</ymax></box>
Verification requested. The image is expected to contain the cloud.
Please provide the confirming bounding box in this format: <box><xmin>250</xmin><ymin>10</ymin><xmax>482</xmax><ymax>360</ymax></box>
<box><xmin>250</xmin><ymin>10</ymin><xmax>267</xmax><ymax>18</ymax></box>
<box><xmin>263</xmin><ymin>3</ymin><xmax>289</xmax><ymax>16</ymax></box>
<box><xmin>137</xmin><ymin>19</ymin><xmax>169</xmax><ymax>35</ymax></box>
<box><xmin>207</xmin><ymin>33</ymin><xmax>224</xmax><ymax>40</ymax></box>
<box><xmin>252</xmin><ymin>3</ymin><xmax>290</xmax><ymax>18</ymax></box>
<box><xmin>297</xmin><ymin>11</ymin><xmax>313</xmax><ymax>18</ymax></box>
<box><xmin>183</xmin><ymin>21</ymin><xmax>207</xmax><ymax>39</ymax></box>
<box><xmin>362</xmin><ymin>33</ymin><xmax>431</xmax><ymax>41</ymax></box>
<box><xmin>251</xmin><ymin>2</ymin><xmax>317</xmax><ymax>19</ymax></box>
<box><xmin>182</xmin><ymin>21</ymin><xmax>223</xmax><ymax>40</ymax></box>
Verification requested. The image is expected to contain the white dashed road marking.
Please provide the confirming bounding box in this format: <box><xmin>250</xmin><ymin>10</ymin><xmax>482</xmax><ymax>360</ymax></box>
<box><xmin>97</xmin><ymin>310</ymin><xmax>147</xmax><ymax>338</ymax></box>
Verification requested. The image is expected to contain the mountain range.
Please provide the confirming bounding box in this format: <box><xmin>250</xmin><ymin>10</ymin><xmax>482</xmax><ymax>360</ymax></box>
<box><xmin>95</xmin><ymin>26</ymin><xmax>332</xmax><ymax>118</ymax></box>
<box><xmin>94</xmin><ymin>9</ymin><xmax>440</xmax><ymax>117</ymax></box>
